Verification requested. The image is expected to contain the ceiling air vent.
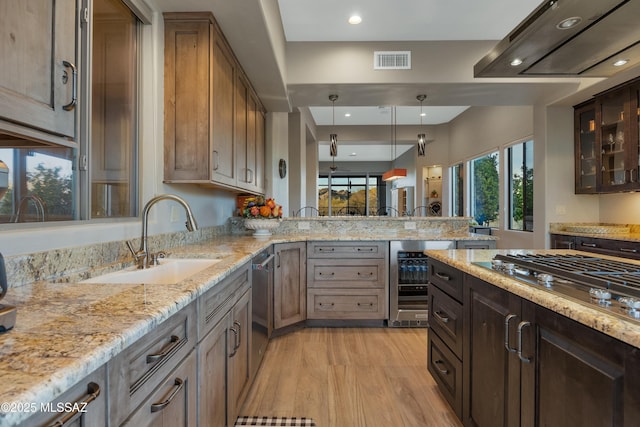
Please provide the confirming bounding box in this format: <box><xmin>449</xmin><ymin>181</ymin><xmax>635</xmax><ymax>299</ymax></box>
<box><xmin>374</xmin><ymin>51</ymin><xmax>411</xmax><ymax>70</ymax></box>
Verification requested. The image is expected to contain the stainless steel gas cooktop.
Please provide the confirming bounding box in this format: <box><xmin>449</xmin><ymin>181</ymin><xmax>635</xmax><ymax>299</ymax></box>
<box><xmin>472</xmin><ymin>253</ymin><xmax>640</xmax><ymax>322</ymax></box>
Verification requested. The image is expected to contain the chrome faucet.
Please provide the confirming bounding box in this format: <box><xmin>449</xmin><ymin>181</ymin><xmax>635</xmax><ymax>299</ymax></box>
<box><xmin>12</xmin><ymin>195</ymin><xmax>46</xmax><ymax>223</ymax></box>
<box><xmin>127</xmin><ymin>194</ymin><xmax>198</xmax><ymax>269</ymax></box>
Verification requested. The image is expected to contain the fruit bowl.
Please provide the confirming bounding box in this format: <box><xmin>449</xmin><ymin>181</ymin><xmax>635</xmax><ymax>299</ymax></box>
<box><xmin>244</xmin><ymin>218</ymin><xmax>281</xmax><ymax>237</ymax></box>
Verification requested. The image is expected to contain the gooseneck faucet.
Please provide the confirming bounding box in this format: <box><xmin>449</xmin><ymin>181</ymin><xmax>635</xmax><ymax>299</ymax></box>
<box><xmin>127</xmin><ymin>194</ymin><xmax>198</xmax><ymax>269</ymax></box>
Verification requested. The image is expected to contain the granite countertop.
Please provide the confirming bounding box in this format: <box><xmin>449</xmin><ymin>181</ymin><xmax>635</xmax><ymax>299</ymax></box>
<box><xmin>0</xmin><ymin>231</ymin><xmax>492</xmax><ymax>426</ymax></box>
<box><xmin>426</xmin><ymin>249</ymin><xmax>640</xmax><ymax>349</ymax></box>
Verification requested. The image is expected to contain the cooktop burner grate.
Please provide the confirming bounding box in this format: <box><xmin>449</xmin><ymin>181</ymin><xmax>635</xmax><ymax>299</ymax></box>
<box><xmin>493</xmin><ymin>253</ymin><xmax>640</xmax><ymax>298</ymax></box>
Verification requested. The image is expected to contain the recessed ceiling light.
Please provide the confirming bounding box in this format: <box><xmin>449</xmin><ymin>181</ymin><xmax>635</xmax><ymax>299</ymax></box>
<box><xmin>349</xmin><ymin>152</ymin><xmax>357</xmax><ymax>156</ymax></box>
<box><xmin>344</xmin><ymin>113</ymin><xmax>351</xmax><ymax>117</ymax></box>
<box><xmin>420</xmin><ymin>112</ymin><xmax>426</xmax><ymax>117</ymax></box>
<box><xmin>510</xmin><ymin>58</ymin><xmax>523</xmax><ymax>66</ymax></box>
<box><xmin>556</xmin><ymin>16</ymin><xmax>582</xmax><ymax>30</ymax></box>
<box><xmin>348</xmin><ymin>15</ymin><xmax>362</xmax><ymax>25</ymax></box>
<box><xmin>613</xmin><ymin>59</ymin><xmax>629</xmax><ymax>67</ymax></box>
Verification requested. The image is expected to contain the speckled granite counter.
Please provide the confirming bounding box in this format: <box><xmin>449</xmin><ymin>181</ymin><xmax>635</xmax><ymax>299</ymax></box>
<box><xmin>0</xmin><ymin>231</ymin><xmax>493</xmax><ymax>426</ymax></box>
<box><xmin>425</xmin><ymin>249</ymin><xmax>640</xmax><ymax>349</ymax></box>
<box><xmin>550</xmin><ymin>222</ymin><xmax>640</xmax><ymax>242</ymax></box>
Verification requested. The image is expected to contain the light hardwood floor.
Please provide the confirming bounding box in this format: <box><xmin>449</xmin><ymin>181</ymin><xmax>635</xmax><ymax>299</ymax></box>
<box><xmin>240</xmin><ymin>327</ymin><xmax>462</xmax><ymax>427</ymax></box>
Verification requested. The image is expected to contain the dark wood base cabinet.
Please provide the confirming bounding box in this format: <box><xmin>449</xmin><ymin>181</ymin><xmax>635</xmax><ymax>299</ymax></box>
<box><xmin>463</xmin><ymin>275</ymin><xmax>640</xmax><ymax>427</ymax></box>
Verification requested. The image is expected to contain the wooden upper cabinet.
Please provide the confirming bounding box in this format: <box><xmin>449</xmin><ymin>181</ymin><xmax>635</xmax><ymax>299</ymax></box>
<box><xmin>163</xmin><ymin>12</ymin><xmax>265</xmax><ymax>194</ymax></box>
<box><xmin>574</xmin><ymin>77</ymin><xmax>640</xmax><ymax>193</ymax></box>
<box><xmin>0</xmin><ymin>0</ymin><xmax>78</xmax><ymax>143</ymax></box>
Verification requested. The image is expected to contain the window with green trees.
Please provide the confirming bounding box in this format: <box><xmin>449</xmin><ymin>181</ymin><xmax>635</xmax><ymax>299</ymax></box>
<box><xmin>508</xmin><ymin>140</ymin><xmax>534</xmax><ymax>231</ymax></box>
<box><xmin>470</xmin><ymin>152</ymin><xmax>500</xmax><ymax>227</ymax></box>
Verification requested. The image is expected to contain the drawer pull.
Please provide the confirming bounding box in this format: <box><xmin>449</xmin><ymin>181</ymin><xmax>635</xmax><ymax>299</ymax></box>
<box><xmin>318</xmin><ymin>272</ymin><xmax>335</xmax><ymax>276</ymax></box>
<box><xmin>517</xmin><ymin>321</ymin><xmax>532</xmax><ymax>363</ymax></box>
<box><xmin>150</xmin><ymin>378</ymin><xmax>184</xmax><ymax>413</ymax></box>
<box><xmin>434</xmin><ymin>359</ymin><xmax>449</xmax><ymax>375</ymax></box>
<box><xmin>357</xmin><ymin>247</ymin><xmax>374</xmax><ymax>252</ymax></box>
<box><xmin>318</xmin><ymin>247</ymin><xmax>335</xmax><ymax>252</ymax></box>
<box><xmin>504</xmin><ymin>314</ymin><xmax>517</xmax><ymax>353</ymax></box>
<box><xmin>46</xmin><ymin>382</ymin><xmax>101</xmax><ymax>426</ymax></box>
<box><xmin>357</xmin><ymin>302</ymin><xmax>374</xmax><ymax>307</ymax></box>
<box><xmin>433</xmin><ymin>310</ymin><xmax>450</xmax><ymax>323</ymax></box>
<box><xmin>319</xmin><ymin>302</ymin><xmax>335</xmax><ymax>306</ymax></box>
<box><xmin>434</xmin><ymin>272</ymin><xmax>451</xmax><ymax>281</ymax></box>
<box><xmin>357</xmin><ymin>272</ymin><xmax>374</xmax><ymax>276</ymax></box>
<box><xmin>580</xmin><ymin>242</ymin><xmax>597</xmax><ymax>248</ymax></box>
<box><xmin>146</xmin><ymin>335</ymin><xmax>182</xmax><ymax>364</ymax></box>
<box><xmin>620</xmin><ymin>248</ymin><xmax>638</xmax><ymax>253</ymax></box>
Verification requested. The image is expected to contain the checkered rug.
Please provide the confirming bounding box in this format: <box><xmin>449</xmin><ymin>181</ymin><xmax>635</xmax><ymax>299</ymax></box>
<box><xmin>235</xmin><ymin>416</ymin><xmax>316</xmax><ymax>426</ymax></box>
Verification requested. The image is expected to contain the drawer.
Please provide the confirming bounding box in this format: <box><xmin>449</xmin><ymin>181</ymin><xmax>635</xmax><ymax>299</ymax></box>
<box><xmin>428</xmin><ymin>333</ymin><xmax>462</xmax><ymax>418</ymax></box>
<box><xmin>307</xmin><ymin>241</ymin><xmax>387</xmax><ymax>259</ymax></box>
<box><xmin>456</xmin><ymin>240</ymin><xmax>496</xmax><ymax>249</ymax></box>
<box><xmin>429</xmin><ymin>284</ymin><xmax>463</xmax><ymax>358</ymax></box>
<box><xmin>307</xmin><ymin>259</ymin><xmax>386</xmax><ymax>288</ymax></box>
<box><xmin>575</xmin><ymin>236</ymin><xmax>640</xmax><ymax>260</ymax></box>
<box><xmin>429</xmin><ymin>259</ymin><xmax>463</xmax><ymax>302</ymax></box>
<box><xmin>307</xmin><ymin>288</ymin><xmax>386</xmax><ymax>319</ymax></box>
<box><xmin>109</xmin><ymin>302</ymin><xmax>196</xmax><ymax>426</ymax></box>
<box><xmin>198</xmin><ymin>262</ymin><xmax>250</xmax><ymax>340</ymax></box>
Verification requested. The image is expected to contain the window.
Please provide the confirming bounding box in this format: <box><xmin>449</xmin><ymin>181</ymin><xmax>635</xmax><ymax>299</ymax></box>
<box><xmin>450</xmin><ymin>163</ymin><xmax>464</xmax><ymax>217</ymax></box>
<box><xmin>508</xmin><ymin>140</ymin><xmax>534</xmax><ymax>231</ymax></box>
<box><xmin>0</xmin><ymin>0</ymin><xmax>140</xmax><ymax>224</ymax></box>
<box><xmin>318</xmin><ymin>175</ymin><xmax>383</xmax><ymax>216</ymax></box>
<box><xmin>470</xmin><ymin>152</ymin><xmax>500</xmax><ymax>227</ymax></box>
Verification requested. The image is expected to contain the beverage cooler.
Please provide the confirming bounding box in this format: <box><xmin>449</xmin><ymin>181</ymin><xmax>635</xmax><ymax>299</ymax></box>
<box><xmin>389</xmin><ymin>240</ymin><xmax>453</xmax><ymax>327</ymax></box>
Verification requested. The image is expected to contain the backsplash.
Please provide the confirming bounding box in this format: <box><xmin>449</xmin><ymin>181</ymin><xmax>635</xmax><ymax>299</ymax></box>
<box><xmin>4</xmin><ymin>224</ymin><xmax>229</xmax><ymax>289</ymax></box>
<box><xmin>230</xmin><ymin>216</ymin><xmax>473</xmax><ymax>236</ymax></box>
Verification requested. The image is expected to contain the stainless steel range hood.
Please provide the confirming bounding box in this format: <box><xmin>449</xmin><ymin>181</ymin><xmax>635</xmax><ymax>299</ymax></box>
<box><xmin>474</xmin><ymin>0</ymin><xmax>640</xmax><ymax>77</ymax></box>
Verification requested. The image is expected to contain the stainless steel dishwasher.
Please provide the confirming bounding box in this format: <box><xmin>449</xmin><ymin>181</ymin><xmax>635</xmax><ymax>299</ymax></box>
<box><xmin>251</xmin><ymin>247</ymin><xmax>274</xmax><ymax>381</ymax></box>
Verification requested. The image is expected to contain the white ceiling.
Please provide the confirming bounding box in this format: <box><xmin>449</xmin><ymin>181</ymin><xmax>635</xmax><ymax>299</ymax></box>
<box><xmin>278</xmin><ymin>0</ymin><xmax>542</xmax><ymax>42</ymax></box>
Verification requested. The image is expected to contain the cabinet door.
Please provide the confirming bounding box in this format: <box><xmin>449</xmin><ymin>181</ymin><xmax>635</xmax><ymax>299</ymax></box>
<box><xmin>254</xmin><ymin>107</ymin><xmax>266</xmax><ymax>192</ymax></box>
<box><xmin>163</xmin><ymin>17</ymin><xmax>211</xmax><ymax>182</ymax></box>
<box><xmin>211</xmin><ymin>30</ymin><xmax>237</xmax><ymax>187</ymax></box>
<box><xmin>228</xmin><ymin>289</ymin><xmax>251</xmax><ymax>424</ymax></box>
<box><xmin>575</xmin><ymin>102</ymin><xmax>598</xmax><ymax>193</ymax></box>
<box><xmin>520</xmin><ymin>302</ymin><xmax>640</xmax><ymax>427</ymax></box>
<box><xmin>0</xmin><ymin>0</ymin><xmax>77</xmax><ymax>139</ymax></box>
<box><xmin>123</xmin><ymin>351</ymin><xmax>197</xmax><ymax>427</ymax></box>
<box><xmin>598</xmin><ymin>87</ymin><xmax>635</xmax><ymax>192</ymax></box>
<box><xmin>464</xmin><ymin>276</ymin><xmax>521</xmax><ymax>427</ymax></box>
<box><xmin>199</xmin><ymin>312</ymin><xmax>230</xmax><ymax>427</ymax></box>
<box><xmin>549</xmin><ymin>233</ymin><xmax>575</xmax><ymax>249</ymax></box>
<box><xmin>274</xmin><ymin>242</ymin><xmax>306</xmax><ymax>329</ymax></box>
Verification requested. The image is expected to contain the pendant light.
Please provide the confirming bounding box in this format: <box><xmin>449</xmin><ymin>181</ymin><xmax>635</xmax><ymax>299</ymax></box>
<box><xmin>329</xmin><ymin>94</ymin><xmax>338</xmax><ymax>157</ymax></box>
<box><xmin>417</xmin><ymin>94</ymin><xmax>427</xmax><ymax>157</ymax></box>
<box><xmin>382</xmin><ymin>106</ymin><xmax>407</xmax><ymax>181</ymax></box>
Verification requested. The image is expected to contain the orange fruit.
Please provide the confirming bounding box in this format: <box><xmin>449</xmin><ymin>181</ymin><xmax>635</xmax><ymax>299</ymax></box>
<box><xmin>259</xmin><ymin>205</ymin><xmax>271</xmax><ymax>217</ymax></box>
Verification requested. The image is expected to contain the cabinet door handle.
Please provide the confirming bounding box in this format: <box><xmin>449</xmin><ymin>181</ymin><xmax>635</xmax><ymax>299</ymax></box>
<box><xmin>212</xmin><ymin>150</ymin><xmax>219</xmax><ymax>171</ymax></box>
<box><xmin>620</xmin><ymin>248</ymin><xmax>638</xmax><ymax>253</ymax></box>
<box><xmin>434</xmin><ymin>359</ymin><xmax>449</xmax><ymax>375</ymax></box>
<box><xmin>435</xmin><ymin>272</ymin><xmax>451</xmax><ymax>281</ymax></box>
<box><xmin>233</xmin><ymin>320</ymin><xmax>242</xmax><ymax>350</ymax></box>
<box><xmin>247</xmin><ymin>168</ymin><xmax>254</xmax><ymax>183</ymax></box>
<box><xmin>62</xmin><ymin>60</ymin><xmax>77</xmax><ymax>111</ymax></box>
<box><xmin>229</xmin><ymin>326</ymin><xmax>239</xmax><ymax>357</ymax></box>
<box><xmin>46</xmin><ymin>382</ymin><xmax>100</xmax><ymax>426</ymax></box>
<box><xmin>504</xmin><ymin>314</ymin><xmax>517</xmax><ymax>353</ymax></box>
<box><xmin>150</xmin><ymin>378</ymin><xmax>184</xmax><ymax>413</ymax></box>
<box><xmin>433</xmin><ymin>310</ymin><xmax>450</xmax><ymax>324</ymax></box>
<box><xmin>146</xmin><ymin>335</ymin><xmax>182</xmax><ymax>364</ymax></box>
<box><xmin>517</xmin><ymin>321</ymin><xmax>531</xmax><ymax>363</ymax></box>
<box><xmin>581</xmin><ymin>242</ymin><xmax>597</xmax><ymax>248</ymax></box>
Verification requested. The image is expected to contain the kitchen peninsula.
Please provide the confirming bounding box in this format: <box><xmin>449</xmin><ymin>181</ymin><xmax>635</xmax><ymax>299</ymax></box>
<box><xmin>0</xmin><ymin>217</ymin><xmax>493</xmax><ymax>426</ymax></box>
<box><xmin>426</xmin><ymin>249</ymin><xmax>640</xmax><ymax>426</ymax></box>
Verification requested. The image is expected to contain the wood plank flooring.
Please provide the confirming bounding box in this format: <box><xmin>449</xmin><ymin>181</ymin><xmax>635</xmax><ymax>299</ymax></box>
<box><xmin>240</xmin><ymin>327</ymin><xmax>462</xmax><ymax>427</ymax></box>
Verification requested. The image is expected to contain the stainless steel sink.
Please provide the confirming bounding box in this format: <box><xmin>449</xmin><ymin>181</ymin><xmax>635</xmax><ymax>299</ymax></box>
<box><xmin>81</xmin><ymin>258</ymin><xmax>222</xmax><ymax>285</ymax></box>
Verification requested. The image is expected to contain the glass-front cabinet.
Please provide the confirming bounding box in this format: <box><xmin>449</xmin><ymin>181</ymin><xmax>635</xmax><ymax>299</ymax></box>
<box><xmin>575</xmin><ymin>102</ymin><xmax>597</xmax><ymax>193</ymax></box>
<box><xmin>574</xmin><ymin>77</ymin><xmax>640</xmax><ymax>193</ymax></box>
